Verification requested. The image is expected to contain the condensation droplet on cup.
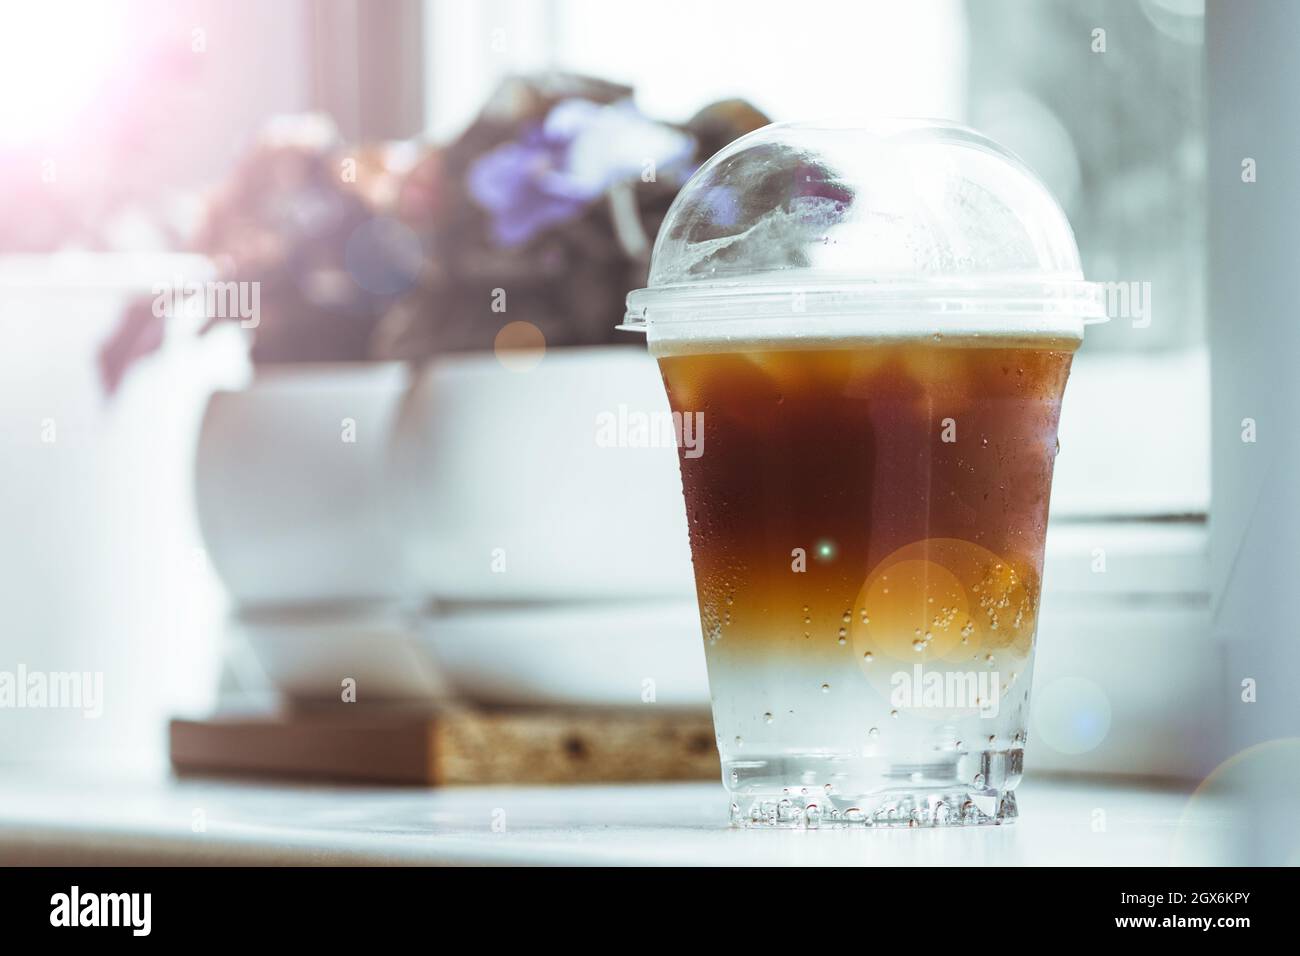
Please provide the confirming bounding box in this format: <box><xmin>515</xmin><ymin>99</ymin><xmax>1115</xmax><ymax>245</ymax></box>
<box><xmin>821</xmin><ymin>683</ymin><xmax>831</xmax><ymax>694</ymax></box>
<box><xmin>868</xmin><ymin>727</ymin><xmax>879</xmax><ymax>738</ymax></box>
<box><xmin>862</xmin><ymin>651</ymin><xmax>874</xmax><ymax>663</ymax></box>
<box><xmin>763</xmin><ymin>712</ymin><xmax>774</xmax><ymax>724</ymax></box>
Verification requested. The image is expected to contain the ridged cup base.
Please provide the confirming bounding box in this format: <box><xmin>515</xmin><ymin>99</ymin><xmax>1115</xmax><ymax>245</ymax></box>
<box><xmin>730</xmin><ymin>788</ymin><xmax>1018</xmax><ymax>828</ymax></box>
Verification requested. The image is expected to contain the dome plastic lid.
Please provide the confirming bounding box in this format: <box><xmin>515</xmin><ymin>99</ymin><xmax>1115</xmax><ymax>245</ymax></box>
<box><xmin>623</xmin><ymin>119</ymin><xmax>1105</xmax><ymax>350</ymax></box>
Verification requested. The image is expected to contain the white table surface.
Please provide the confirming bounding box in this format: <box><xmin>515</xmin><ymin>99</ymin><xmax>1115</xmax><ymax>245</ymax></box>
<box><xmin>0</xmin><ymin>769</ymin><xmax>1236</xmax><ymax>866</ymax></box>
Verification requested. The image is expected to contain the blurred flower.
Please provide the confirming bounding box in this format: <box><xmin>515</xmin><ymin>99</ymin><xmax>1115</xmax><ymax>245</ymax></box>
<box><xmin>468</xmin><ymin>99</ymin><xmax>695</xmax><ymax>247</ymax></box>
<box><xmin>99</xmin><ymin>114</ymin><xmax>421</xmax><ymax>392</ymax></box>
<box><xmin>97</xmin><ymin>297</ymin><xmax>165</xmax><ymax>396</ymax></box>
<box><xmin>99</xmin><ymin>76</ymin><xmax>774</xmax><ymax>387</ymax></box>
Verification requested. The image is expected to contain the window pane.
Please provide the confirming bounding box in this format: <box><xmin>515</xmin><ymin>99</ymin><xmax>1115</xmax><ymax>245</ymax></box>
<box><xmin>967</xmin><ymin>0</ymin><xmax>1204</xmax><ymax>351</ymax></box>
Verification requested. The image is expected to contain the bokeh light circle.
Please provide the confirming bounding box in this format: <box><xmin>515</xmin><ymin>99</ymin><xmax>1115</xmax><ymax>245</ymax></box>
<box><xmin>1032</xmin><ymin>676</ymin><xmax>1112</xmax><ymax>755</ymax></box>
<box><xmin>1176</xmin><ymin>737</ymin><xmax>1300</xmax><ymax>866</ymax></box>
<box><xmin>494</xmin><ymin>321</ymin><xmax>546</xmax><ymax>372</ymax></box>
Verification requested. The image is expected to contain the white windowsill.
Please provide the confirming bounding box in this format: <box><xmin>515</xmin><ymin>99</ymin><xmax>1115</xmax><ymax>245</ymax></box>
<box><xmin>0</xmin><ymin>767</ymin><xmax>1233</xmax><ymax>866</ymax></box>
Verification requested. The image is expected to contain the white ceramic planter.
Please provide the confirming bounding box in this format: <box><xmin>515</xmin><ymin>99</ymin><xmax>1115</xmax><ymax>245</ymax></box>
<box><xmin>195</xmin><ymin>349</ymin><xmax>707</xmax><ymax>706</ymax></box>
<box><xmin>194</xmin><ymin>362</ymin><xmax>450</xmax><ymax>704</ymax></box>
<box><xmin>195</xmin><ymin>362</ymin><xmax>414</xmax><ymax>607</ymax></box>
<box><xmin>389</xmin><ymin>346</ymin><xmax>696</xmax><ymax>602</ymax></box>
<box><xmin>196</xmin><ymin>348</ymin><xmax>699</xmax><ymax>606</ymax></box>
<box><xmin>416</xmin><ymin>600</ymin><xmax>708</xmax><ymax>708</ymax></box>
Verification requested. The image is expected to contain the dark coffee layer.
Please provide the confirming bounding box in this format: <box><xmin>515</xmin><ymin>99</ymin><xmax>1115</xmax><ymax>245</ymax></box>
<box><xmin>658</xmin><ymin>343</ymin><xmax>1072</xmax><ymax>666</ymax></box>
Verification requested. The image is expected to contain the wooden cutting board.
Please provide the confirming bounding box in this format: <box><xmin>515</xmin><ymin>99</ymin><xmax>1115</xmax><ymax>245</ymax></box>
<box><xmin>170</xmin><ymin>706</ymin><xmax>720</xmax><ymax>786</ymax></box>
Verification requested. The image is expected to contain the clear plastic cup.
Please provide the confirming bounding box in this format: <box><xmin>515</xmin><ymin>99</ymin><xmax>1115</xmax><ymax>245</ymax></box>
<box><xmin>622</xmin><ymin>120</ymin><xmax>1105</xmax><ymax>827</ymax></box>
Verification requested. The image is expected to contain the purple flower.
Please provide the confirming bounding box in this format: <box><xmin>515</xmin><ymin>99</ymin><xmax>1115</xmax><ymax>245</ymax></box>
<box><xmin>468</xmin><ymin>98</ymin><xmax>695</xmax><ymax>247</ymax></box>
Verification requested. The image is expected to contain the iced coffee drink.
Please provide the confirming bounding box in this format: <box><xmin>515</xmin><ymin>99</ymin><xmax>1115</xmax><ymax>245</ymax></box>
<box><xmin>623</xmin><ymin>121</ymin><xmax>1103</xmax><ymax>826</ymax></box>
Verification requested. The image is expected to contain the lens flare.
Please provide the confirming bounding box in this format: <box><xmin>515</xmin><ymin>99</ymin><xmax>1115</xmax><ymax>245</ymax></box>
<box><xmin>0</xmin><ymin>2</ymin><xmax>127</xmax><ymax>147</ymax></box>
